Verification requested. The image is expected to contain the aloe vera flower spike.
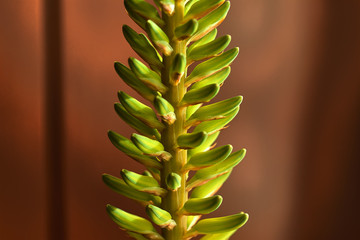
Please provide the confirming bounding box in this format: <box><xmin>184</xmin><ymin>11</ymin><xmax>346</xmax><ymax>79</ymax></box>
<box><xmin>104</xmin><ymin>0</ymin><xmax>249</xmax><ymax>239</ymax></box>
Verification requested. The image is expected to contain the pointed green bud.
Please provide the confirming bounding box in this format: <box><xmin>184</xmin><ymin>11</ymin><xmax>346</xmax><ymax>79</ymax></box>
<box><xmin>154</xmin><ymin>96</ymin><xmax>176</xmax><ymax>125</ymax></box>
<box><xmin>177</xmin><ymin>131</ymin><xmax>208</xmax><ymax>149</ymax></box>
<box><xmin>186</xmin><ymin>96</ymin><xmax>243</xmax><ymax>127</ymax></box>
<box><xmin>114</xmin><ymin>62</ymin><xmax>156</xmax><ymax>102</ymax></box>
<box><xmin>170</xmin><ymin>53</ymin><xmax>186</xmax><ymax>85</ymax></box>
<box><xmin>184</xmin><ymin>0</ymin><xmax>225</xmax><ymax>21</ymax></box>
<box><xmin>175</xmin><ymin>19</ymin><xmax>199</xmax><ymax>40</ymax></box>
<box><xmin>146</xmin><ymin>20</ymin><xmax>173</xmax><ymax>56</ymax></box>
<box><xmin>124</xmin><ymin>3</ymin><xmax>148</xmax><ymax>30</ymax></box>
<box><xmin>191</xmin><ymin>66</ymin><xmax>230</xmax><ymax>90</ymax></box>
<box><xmin>146</xmin><ymin>205</ymin><xmax>177</xmax><ymax>230</ymax></box>
<box><xmin>186</xmin><ymin>212</ymin><xmax>249</xmax><ymax>237</ymax></box>
<box><xmin>118</xmin><ymin>91</ymin><xmax>165</xmax><ymax>130</ymax></box>
<box><xmin>131</xmin><ymin>133</ymin><xmax>164</xmax><ymax>154</ymax></box>
<box><xmin>185</xmin><ymin>144</ymin><xmax>232</xmax><ymax>171</ymax></box>
<box><xmin>131</xmin><ymin>133</ymin><xmax>172</xmax><ymax>161</ymax></box>
<box><xmin>106</xmin><ymin>205</ymin><xmax>164</xmax><ymax>239</ymax></box>
<box><xmin>122</xmin><ymin>25</ymin><xmax>163</xmax><ymax>70</ymax></box>
<box><xmin>121</xmin><ymin>169</ymin><xmax>167</xmax><ymax>196</ymax></box>
<box><xmin>200</xmin><ymin>229</ymin><xmax>238</xmax><ymax>240</ymax></box>
<box><xmin>191</xmin><ymin>1</ymin><xmax>231</xmax><ymax>42</ymax></box>
<box><xmin>193</xmin><ymin>106</ymin><xmax>239</xmax><ymax>135</ymax></box>
<box><xmin>187</xmin><ymin>35</ymin><xmax>231</xmax><ymax>63</ymax></box>
<box><xmin>114</xmin><ymin>103</ymin><xmax>161</xmax><ymax>140</ymax></box>
<box><xmin>166</xmin><ymin>173</ymin><xmax>181</xmax><ymax>191</ymax></box>
<box><xmin>187</xmin><ymin>29</ymin><xmax>217</xmax><ymax>54</ymax></box>
<box><xmin>180</xmin><ymin>84</ymin><xmax>220</xmax><ymax>106</ymax></box>
<box><xmin>128</xmin><ymin>57</ymin><xmax>167</xmax><ymax>94</ymax></box>
<box><xmin>187</xmin><ymin>149</ymin><xmax>246</xmax><ymax>190</ymax></box>
<box><xmin>124</xmin><ymin>0</ymin><xmax>164</xmax><ymax>27</ymax></box>
<box><xmin>108</xmin><ymin>131</ymin><xmax>162</xmax><ymax>169</ymax></box>
<box><xmin>186</xmin><ymin>48</ymin><xmax>239</xmax><ymax>87</ymax></box>
<box><xmin>182</xmin><ymin>195</ymin><xmax>223</xmax><ymax>215</ymax></box>
<box><xmin>191</xmin><ymin>171</ymin><xmax>231</xmax><ymax>199</ymax></box>
<box><xmin>187</xmin><ymin>131</ymin><xmax>219</xmax><ymax>158</ymax></box>
<box><xmin>187</xmin><ymin>131</ymin><xmax>218</xmax><ymax>153</ymax></box>
<box><xmin>102</xmin><ymin>174</ymin><xmax>161</xmax><ymax>205</ymax></box>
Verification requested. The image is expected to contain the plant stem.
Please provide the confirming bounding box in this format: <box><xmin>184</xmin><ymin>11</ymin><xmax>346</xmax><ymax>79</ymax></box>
<box><xmin>161</xmin><ymin>1</ymin><xmax>187</xmax><ymax>239</ymax></box>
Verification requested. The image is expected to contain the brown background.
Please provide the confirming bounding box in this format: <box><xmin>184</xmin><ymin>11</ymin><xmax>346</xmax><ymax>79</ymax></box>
<box><xmin>1</xmin><ymin>0</ymin><xmax>360</xmax><ymax>239</ymax></box>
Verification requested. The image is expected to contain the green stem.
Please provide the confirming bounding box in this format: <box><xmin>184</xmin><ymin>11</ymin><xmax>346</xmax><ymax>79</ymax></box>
<box><xmin>161</xmin><ymin>1</ymin><xmax>187</xmax><ymax>239</ymax></box>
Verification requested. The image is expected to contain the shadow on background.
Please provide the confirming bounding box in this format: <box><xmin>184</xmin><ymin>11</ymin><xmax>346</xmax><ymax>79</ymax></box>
<box><xmin>0</xmin><ymin>0</ymin><xmax>359</xmax><ymax>240</ymax></box>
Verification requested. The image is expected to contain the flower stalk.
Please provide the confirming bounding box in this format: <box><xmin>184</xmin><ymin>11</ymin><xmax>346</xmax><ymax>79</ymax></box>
<box><xmin>103</xmin><ymin>0</ymin><xmax>249</xmax><ymax>239</ymax></box>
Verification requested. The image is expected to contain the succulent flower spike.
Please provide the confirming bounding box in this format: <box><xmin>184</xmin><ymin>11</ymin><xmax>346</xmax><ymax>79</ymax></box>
<box><xmin>104</xmin><ymin>1</ymin><xmax>249</xmax><ymax>239</ymax></box>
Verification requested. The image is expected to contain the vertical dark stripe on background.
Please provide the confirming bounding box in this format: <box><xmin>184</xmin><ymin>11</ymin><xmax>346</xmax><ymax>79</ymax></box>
<box><xmin>44</xmin><ymin>0</ymin><xmax>66</xmax><ymax>239</ymax></box>
<box><xmin>288</xmin><ymin>0</ymin><xmax>360</xmax><ymax>239</ymax></box>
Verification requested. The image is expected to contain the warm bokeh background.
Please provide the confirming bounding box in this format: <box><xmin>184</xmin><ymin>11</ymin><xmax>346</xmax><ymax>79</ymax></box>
<box><xmin>1</xmin><ymin>0</ymin><xmax>359</xmax><ymax>239</ymax></box>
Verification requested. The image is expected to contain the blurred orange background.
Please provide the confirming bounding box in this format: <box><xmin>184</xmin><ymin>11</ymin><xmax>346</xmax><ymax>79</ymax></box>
<box><xmin>1</xmin><ymin>0</ymin><xmax>359</xmax><ymax>240</ymax></box>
